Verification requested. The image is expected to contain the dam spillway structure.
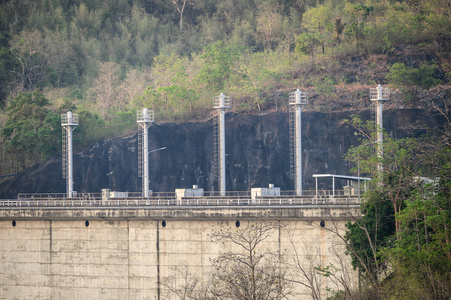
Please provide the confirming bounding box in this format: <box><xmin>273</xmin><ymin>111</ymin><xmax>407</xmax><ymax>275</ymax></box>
<box><xmin>213</xmin><ymin>93</ymin><xmax>231</xmax><ymax>196</ymax></box>
<box><xmin>61</xmin><ymin>111</ymin><xmax>78</xmax><ymax>198</ymax></box>
<box><xmin>289</xmin><ymin>89</ymin><xmax>308</xmax><ymax>196</ymax></box>
<box><xmin>370</xmin><ymin>84</ymin><xmax>390</xmax><ymax>177</ymax></box>
<box><xmin>1</xmin><ymin>104</ymin><xmax>366</xmax><ymax>299</ymax></box>
<box><xmin>137</xmin><ymin>108</ymin><xmax>155</xmax><ymax>197</ymax></box>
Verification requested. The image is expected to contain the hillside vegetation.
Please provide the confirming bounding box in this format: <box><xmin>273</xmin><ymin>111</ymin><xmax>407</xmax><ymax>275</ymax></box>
<box><xmin>0</xmin><ymin>1</ymin><xmax>450</xmax><ymax>299</ymax></box>
<box><xmin>0</xmin><ymin>0</ymin><xmax>450</xmax><ymax>173</ymax></box>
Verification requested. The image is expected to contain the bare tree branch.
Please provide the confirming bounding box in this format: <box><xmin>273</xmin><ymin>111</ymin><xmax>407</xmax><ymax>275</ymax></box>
<box><xmin>208</xmin><ymin>221</ymin><xmax>291</xmax><ymax>300</ymax></box>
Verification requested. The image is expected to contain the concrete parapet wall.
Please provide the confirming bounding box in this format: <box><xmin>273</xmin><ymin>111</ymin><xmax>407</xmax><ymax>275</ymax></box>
<box><xmin>0</xmin><ymin>206</ymin><xmax>359</xmax><ymax>299</ymax></box>
<box><xmin>0</xmin><ymin>205</ymin><xmax>360</xmax><ymax>221</ymax></box>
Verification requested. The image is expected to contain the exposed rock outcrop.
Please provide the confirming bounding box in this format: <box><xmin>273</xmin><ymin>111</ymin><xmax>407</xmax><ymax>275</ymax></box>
<box><xmin>0</xmin><ymin>109</ymin><xmax>441</xmax><ymax>198</ymax></box>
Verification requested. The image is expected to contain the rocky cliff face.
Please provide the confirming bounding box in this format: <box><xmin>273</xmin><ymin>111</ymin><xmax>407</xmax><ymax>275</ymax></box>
<box><xmin>0</xmin><ymin>109</ymin><xmax>439</xmax><ymax>198</ymax></box>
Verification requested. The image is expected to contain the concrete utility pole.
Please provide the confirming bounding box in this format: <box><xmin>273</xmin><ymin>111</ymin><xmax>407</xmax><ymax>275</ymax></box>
<box><xmin>214</xmin><ymin>93</ymin><xmax>231</xmax><ymax>196</ymax></box>
<box><xmin>61</xmin><ymin>111</ymin><xmax>78</xmax><ymax>198</ymax></box>
<box><xmin>370</xmin><ymin>84</ymin><xmax>390</xmax><ymax>179</ymax></box>
<box><xmin>289</xmin><ymin>89</ymin><xmax>308</xmax><ymax>196</ymax></box>
<box><xmin>137</xmin><ymin>108</ymin><xmax>154</xmax><ymax>197</ymax></box>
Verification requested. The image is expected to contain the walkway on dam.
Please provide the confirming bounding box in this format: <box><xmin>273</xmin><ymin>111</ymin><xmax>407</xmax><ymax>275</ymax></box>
<box><xmin>0</xmin><ymin>190</ymin><xmax>361</xmax><ymax>207</ymax></box>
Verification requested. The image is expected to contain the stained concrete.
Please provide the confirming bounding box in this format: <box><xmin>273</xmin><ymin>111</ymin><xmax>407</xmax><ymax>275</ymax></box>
<box><xmin>0</xmin><ymin>206</ymin><xmax>359</xmax><ymax>300</ymax></box>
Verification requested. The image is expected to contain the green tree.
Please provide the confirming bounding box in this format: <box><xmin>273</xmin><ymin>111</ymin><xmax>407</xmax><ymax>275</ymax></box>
<box><xmin>139</xmin><ymin>86</ymin><xmax>162</xmax><ymax>113</ymax></box>
<box><xmin>383</xmin><ymin>4</ymin><xmax>423</xmax><ymax>46</ymax></box>
<box><xmin>157</xmin><ymin>84</ymin><xmax>192</xmax><ymax>116</ymax></box>
<box><xmin>295</xmin><ymin>32</ymin><xmax>322</xmax><ymax>65</ymax></box>
<box><xmin>385</xmin><ymin>192</ymin><xmax>451</xmax><ymax>299</ymax></box>
<box><xmin>171</xmin><ymin>65</ymin><xmax>198</xmax><ymax>116</ymax></box>
<box><xmin>197</xmin><ymin>41</ymin><xmax>243</xmax><ymax>92</ymax></box>
<box><xmin>382</xmin><ymin>115</ymin><xmax>451</xmax><ymax>299</ymax></box>
<box><xmin>314</xmin><ymin>76</ymin><xmax>335</xmax><ymax>97</ymax></box>
<box><xmin>232</xmin><ymin>51</ymin><xmax>278</xmax><ymax>111</ymax></box>
<box><xmin>421</xmin><ymin>0</ymin><xmax>451</xmax><ymax>37</ymax></box>
<box><xmin>302</xmin><ymin>4</ymin><xmax>333</xmax><ymax>54</ymax></box>
<box><xmin>107</xmin><ymin>110</ymin><xmax>136</xmax><ymax>137</ymax></box>
<box><xmin>344</xmin><ymin>189</ymin><xmax>396</xmax><ymax>296</ymax></box>
<box><xmin>128</xmin><ymin>5</ymin><xmax>160</xmax><ymax>67</ymax></box>
<box><xmin>343</xmin><ymin>4</ymin><xmax>373</xmax><ymax>53</ymax></box>
<box><xmin>278</xmin><ymin>9</ymin><xmax>302</xmax><ymax>53</ymax></box>
<box><xmin>75</xmin><ymin>110</ymin><xmax>105</xmax><ymax>151</ymax></box>
<box><xmin>150</xmin><ymin>54</ymin><xmax>185</xmax><ymax>111</ymax></box>
<box><xmin>386</xmin><ymin>62</ymin><xmax>441</xmax><ymax>108</ymax></box>
<box><xmin>2</xmin><ymin>91</ymin><xmax>60</xmax><ymax>170</ymax></box>
<box><xmin>343</xmin><ymin>113</ymin><xmax>451</xmax><ymax>298</ymax></box>
<box><xmin>342</xmin><ymin>115</ymin><xmax>418</xmax><ymax>297</ymax></box>
<box><xmin>345</xmin><ymin>115</ymin><xmax>418</xmax><ymax>234</ymax></box>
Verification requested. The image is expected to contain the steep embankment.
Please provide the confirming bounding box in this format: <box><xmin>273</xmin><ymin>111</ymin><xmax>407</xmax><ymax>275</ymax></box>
<box><xmin>0</xmin><ymin>109</ymin><xmax>442</xmax><ymax>198</ymax></box>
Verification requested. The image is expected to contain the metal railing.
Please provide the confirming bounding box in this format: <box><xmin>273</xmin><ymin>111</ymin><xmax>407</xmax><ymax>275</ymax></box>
<box><xmin>0</xmin><ymin>190</ymin><xmax>361</xmax><ymax>208</ymax></box>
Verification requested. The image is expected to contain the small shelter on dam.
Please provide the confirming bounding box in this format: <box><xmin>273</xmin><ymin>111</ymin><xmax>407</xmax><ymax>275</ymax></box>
<box><xmin>313</xmin><ymin>174</ymin><xmax>372</xmax><ymax>198</ymax></box>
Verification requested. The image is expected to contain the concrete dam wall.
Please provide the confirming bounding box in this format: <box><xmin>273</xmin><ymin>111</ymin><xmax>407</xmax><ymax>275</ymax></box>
<box><xmin>0</xmin><ymin>108</ymin><xmax>443</xmax><ymax>299</ymax></box>
<box><xmin>0</xmin><ymin>206</ymin><xmax>359</xmax><ymax>299</ymax></box>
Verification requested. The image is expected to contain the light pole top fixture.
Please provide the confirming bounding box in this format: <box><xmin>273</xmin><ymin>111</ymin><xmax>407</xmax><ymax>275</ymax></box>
<box><xmin>213</xmin><ymin>93</ymin><xmax>232</xmax><ymax>110</ymax></box>
<box><xmin>370</xmin><ymin>84</ymin><xmax>390</xmax><ymax>101</ymax></box>
<box><xmin>137</xmin><ymin>108</ymin><xmax>155</xmax><ymax>123</ymax></box>
<box><xmin>289</xmin><ymin>89</ymin><xmax>308</xmax><ymax>106</ymax></box>
<box><xmin>61</xmin><ymin>111</ymin><xmax>78</xmax><ymax>126</ymax></box>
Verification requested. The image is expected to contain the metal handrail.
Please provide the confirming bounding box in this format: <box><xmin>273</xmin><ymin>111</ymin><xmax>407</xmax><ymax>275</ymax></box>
<box><xmin>16</xmin><ymin>189</ymin><xmax>353</xmax><ymax>199</ymax></box>
<box><xmin>1</xmin><ymin>190</ymin><xmax>362</xmax><ymax>208</ymax></box>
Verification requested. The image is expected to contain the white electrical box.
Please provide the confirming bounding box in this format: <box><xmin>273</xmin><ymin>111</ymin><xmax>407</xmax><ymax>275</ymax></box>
<box><xmin>175</xmin><ymin>185</ymin><xmax>204</xmax><ymax>201</ymax></box>
<box><xmin>251</xmin><ymin>184</ymin><xmax>280</xmax><ymax>200</ymax></box>
<box><xmin>110</xmin><ymin>191</ymin><xmax>128</xmax><ymax>198</ymax></box>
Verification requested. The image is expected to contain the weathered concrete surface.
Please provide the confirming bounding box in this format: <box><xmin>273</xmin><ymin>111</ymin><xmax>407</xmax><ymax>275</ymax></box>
<box><xmin>0</xmin><ymin>207</ymin><xmax>359</xmax><ymax>300</ymax></box>
<box><xmin>0</xmin><ymin>205</ymin><xmax>360</xmax><ymax>221</ymax></box>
